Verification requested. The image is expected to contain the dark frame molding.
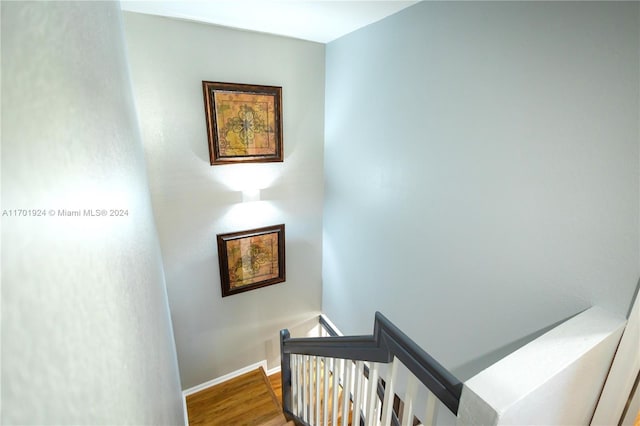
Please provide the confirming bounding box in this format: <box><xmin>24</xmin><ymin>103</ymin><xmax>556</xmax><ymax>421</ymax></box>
<box><xmin>202</xmin><ymin>81</ymin><xmax>283</xmax><ymax>165</ymax></box>
<box><xmin>217</xmin><ymin>224</ymin><xmax>285</xmax><ymax>297</ymax></box>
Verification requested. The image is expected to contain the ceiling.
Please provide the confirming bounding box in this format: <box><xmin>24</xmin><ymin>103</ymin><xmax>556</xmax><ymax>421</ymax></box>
<box><xmin>120</xmin><ymin>1</ymin><xmax>418</xmax><ymax>43</ymax></box>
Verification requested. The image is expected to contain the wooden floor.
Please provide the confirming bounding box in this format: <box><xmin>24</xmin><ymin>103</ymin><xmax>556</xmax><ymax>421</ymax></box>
<box><xmin>186</xmin><ymin>368</ymin><xmax>291</xmax><ymax>425</ymax></box>
<box><xmin>185</xmin><ymin>366</ymin><xmax>349</xmax><ymax>425</ymax></box>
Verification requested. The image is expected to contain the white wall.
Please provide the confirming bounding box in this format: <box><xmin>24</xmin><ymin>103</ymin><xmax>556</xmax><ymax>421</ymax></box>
<box><xmin>1</xmin><ymin>2</ymin><xmax>183</xmax><ymax>424</ymax></box>
<box><xmin>323</xmin><ymin>1</ymin><xmax>639</xmax><ymax>380</ymax></box>
<box><xmin>122</xmin><ymin>13</ymin><xmax>325</xmax><ymax>389</ymax></box>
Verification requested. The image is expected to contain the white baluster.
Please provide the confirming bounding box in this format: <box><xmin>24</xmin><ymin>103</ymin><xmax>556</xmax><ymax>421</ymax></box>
<box><xmin>352</xmin><ymin>361</ymin><xmax>365</xmax><ymax>426</ymax></box>
<box><xmin>341</xmin><ymin>361</ymin><xmax>353</xmax><ymax>426</ymax></box>
<box><xmin>291</xmin><ymin>354</ymin><xmax>298</xmax><ymax>416</ymax></box>
<box><xmin>380</xmin><ymin>358</ymin><xmax>399</xmax><ymax>425</ymax></box>
<box><xmin>401</xmin><ymin>374</ymin><xmax>418</xmax><ymax>426</ymax></box>
<box><xmin>365</xmin><ymin>362</ymin><xmax>380</xmax><ymax>426</ymax></box>
<box><xmin>332</xmin><ymin>359</ymin><xmax>342</xmax><ymax>426</ymax></box>
<box><xmin>323</xmin><ymin>358</ymin><xmax>330</xmax><ymax>426</ymax></box>
<box><xmin>315</xmin><ymin>357</ymin><xmax>322</xmax><ymax>426</ymax></box>
<box><xmin>361</xmin><ymin>362</ymin><xmax>369</xmax><ymax>421</ymax></box>
<box><xmin>299</xmin><ymin>354</ymin><xmax>305</xmax><ymax>418</ymax></box>
<box><xmin>303</xmin><ymin>355</ymin><xmax>309</xmax><ymax>422</ymax></box>
<box><xmin>423</xmin><ymin>389</ymin><xmax>438</xmax><ymax>426</ymax></box>
<box><xmin>309</xmin><ymin>356</ymin><xmax>315</xmax><ymax>425</ymax></box>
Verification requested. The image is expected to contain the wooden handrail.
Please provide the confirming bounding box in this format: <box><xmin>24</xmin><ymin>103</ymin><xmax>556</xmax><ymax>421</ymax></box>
<box><xmin>280</xmin><ymin>312</ymin><xmax>463</xmax><ymax>416</ymax></box>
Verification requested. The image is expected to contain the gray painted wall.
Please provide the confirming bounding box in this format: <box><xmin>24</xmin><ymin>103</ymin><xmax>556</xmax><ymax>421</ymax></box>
<box><xmin>122</xmin><ymin>13</ymin><xmax>325</xmax><ymax>389</ymax></box>
<box><xmin>1</xmin><ymin>2</ymin><xmax>183</xmax><ymax>424</ymax></box>
<box><xmin>323</xmin><ymin>1</ymin><xmax>639</xmax><ymax>380</ymax></box>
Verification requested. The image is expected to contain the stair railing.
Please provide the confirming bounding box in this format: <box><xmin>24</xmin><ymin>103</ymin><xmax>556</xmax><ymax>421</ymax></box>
<box><xmin>280</xmin><ymin>312</ymin><xmax>462</xmax><ymax>426</ymax></box>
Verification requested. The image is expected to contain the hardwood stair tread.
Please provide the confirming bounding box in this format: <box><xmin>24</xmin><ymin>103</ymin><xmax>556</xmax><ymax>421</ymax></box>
<box><xmin>185</xmin><ymin>365</ymin><xmax>346</xmax><ymax>425</ymax></box>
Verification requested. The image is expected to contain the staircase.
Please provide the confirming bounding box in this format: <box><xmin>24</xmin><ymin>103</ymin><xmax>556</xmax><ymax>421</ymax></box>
<box><xmin>185</xmin><ymin>310</ymin><xmax>634</xmax><ymax>425</ymax></box>
<box><xmin>280</xmin><ymin>313</ymin><xmax>462</xmax><ymax>426</ymax></box>
<box><xmin>186</xmin><ymin>313</ymin><xmax>461</xmax><ymax>425</ymax></box>
<box><xmin>186</xmin><ymin>365</ymin><xmax>352</xmax><ymax>425</ymax></box>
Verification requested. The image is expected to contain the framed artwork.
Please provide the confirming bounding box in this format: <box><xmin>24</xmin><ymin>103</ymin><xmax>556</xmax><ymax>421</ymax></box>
<box><xmin>202</xmin><ymin>81</ymin><xmax>283</xmax><ymax>165</ymax></box>
<box><xmin>216</xmin><ymin>224</ymin><xmax>286</xmax><ymax>297</ymax></box>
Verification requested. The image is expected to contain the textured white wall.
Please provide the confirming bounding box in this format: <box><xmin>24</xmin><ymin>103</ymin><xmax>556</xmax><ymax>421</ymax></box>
<box><xmin>1</xmin><ymin>2</ymin><xmax>183</xmax><ymax>424</ymax></box>
<box><xmin>122</xmin><ymin>13</ymin><xmax>325</xmax><ymax>389</ymax></box>
<box><xmin>323</xmin><ymin>1</ymin><xmax>639</xmax><ymax>380</ymax></box>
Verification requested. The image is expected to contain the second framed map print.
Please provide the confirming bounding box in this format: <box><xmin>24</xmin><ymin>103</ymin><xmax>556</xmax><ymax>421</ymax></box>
<box><xmin>216</xmin><ymin>224</ymin><xmax>286</xmax><ymax>297</ymax></box>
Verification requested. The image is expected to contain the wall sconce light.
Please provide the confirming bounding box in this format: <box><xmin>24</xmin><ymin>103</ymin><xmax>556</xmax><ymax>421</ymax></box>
<box><xmin>242</xmin><ymin>189</ymin><xmax>261</xmax><ymax>203</ymax></box>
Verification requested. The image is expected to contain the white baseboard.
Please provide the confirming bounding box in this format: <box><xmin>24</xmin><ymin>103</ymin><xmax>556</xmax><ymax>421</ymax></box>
<box><xmin>182</xmin><ymin>360</ymin><xmax>268</xmax><ymax>397</ymax></box>
<box><xmin>266</xmin><ymin>365</ymin><xmax>281</xmax><ymax>376</ymax></box>
<box><xmin>182</xmin><ymin>394</ymin><xmax>189</xmax><ymax>426</ymax></box>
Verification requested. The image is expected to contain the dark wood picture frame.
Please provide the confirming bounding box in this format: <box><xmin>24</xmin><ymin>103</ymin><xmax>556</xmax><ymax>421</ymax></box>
<box><xmin>217</xmin><ymin>224</ymin><xmax>286</xmax><ymax>297</ymax></box>
<box><xmin>203</xmin><ymin>81</ymin><xmax>283</xmax><ymax>165</ymax></box>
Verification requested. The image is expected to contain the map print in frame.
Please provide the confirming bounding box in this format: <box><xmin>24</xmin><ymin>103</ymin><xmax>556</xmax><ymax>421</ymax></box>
<box><xmin>217</xmin><ymin>224</ymin><xmax>286</xmax><ymax>297</ymax></box>
<box><xmin>203</xmin><ymin>81</ymin><xmax>283</xmax><ymax>165</ymax></box>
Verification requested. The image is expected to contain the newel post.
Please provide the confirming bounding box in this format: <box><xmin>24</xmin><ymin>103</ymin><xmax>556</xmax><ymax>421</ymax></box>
<box><xmin>280</xmin><ymin>329</ymin><xmax>292</xmax><ymax>416</ymax></box>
